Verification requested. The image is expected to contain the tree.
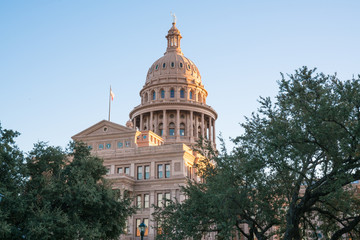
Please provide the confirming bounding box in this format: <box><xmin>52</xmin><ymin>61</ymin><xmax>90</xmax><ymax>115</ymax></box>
<box><xmin>0</xmin><ymin>125</ymin><xmax>135</xmax><ymax>240</ymax></box>
<box><xmin>153</xmin><ymin>67</ymin><xmax>360</xmax><ymax>240</ymax></box>
<box><xmin>0</xmin><ymin>124</ymin><xmax>26</xmax><ymax>239</ymax></box>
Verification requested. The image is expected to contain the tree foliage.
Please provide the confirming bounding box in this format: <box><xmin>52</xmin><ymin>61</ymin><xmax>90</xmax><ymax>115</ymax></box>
<box><xmin>0</xmin><ymin>126</ymin><xmax>134</xmax><ymax>240</ymax></box>
<box><xmin>153</xmin><ymin>67</ymin><xmax>360</xmax><ymax>240</ymax></box>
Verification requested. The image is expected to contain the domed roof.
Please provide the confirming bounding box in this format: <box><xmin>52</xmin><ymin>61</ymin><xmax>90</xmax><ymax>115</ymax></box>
<box><xmin>145</xmin><ymin>23</ymin><xmax>202</xmax><ymax>86</ymax></box>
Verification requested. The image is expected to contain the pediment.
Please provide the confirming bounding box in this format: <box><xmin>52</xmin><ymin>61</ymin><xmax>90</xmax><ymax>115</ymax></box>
<box><xmin>72</xmin><ymin>120</ymin><xmax>136</xmax><ymax>140</ymax></box>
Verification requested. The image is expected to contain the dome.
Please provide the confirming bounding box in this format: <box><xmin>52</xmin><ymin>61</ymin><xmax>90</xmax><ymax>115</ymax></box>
<box><xmin>145</xmin><ymin>22</ymin><xmax>202</xmax><ymax>86</ymax></box>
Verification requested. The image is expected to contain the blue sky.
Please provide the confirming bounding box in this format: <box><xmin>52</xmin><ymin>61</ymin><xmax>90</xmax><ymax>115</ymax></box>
<box><xmin>1</xmin><ymin>0</ymin><xmax>359</xmax><ymax>152</ymax></box>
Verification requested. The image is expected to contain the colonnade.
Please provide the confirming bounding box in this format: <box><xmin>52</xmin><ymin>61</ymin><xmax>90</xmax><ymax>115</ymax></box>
<box><xmin>132</xmin><ymin>109</ymin><xmax>216</xmax><ymax>145</ymax></box>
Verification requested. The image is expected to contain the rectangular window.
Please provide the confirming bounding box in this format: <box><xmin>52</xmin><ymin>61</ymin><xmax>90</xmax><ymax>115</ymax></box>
<box><xmin>165</xmin><ymin>192</ymin><xmax>171</xmax><ymax>206</ymax></box>
<box><xmin>137</xmin><ymin>195</ymin><xmax>142</xmax><ymax>208</ymax></box>
<box><xmin>165</xmin><ymin>164</ymin><xmax>170</xmax><ymax>178</ymax></box>
<box><xmin>144</xmin><ymin>194</ymin><xmax>149</xmax><ymax>208</ymax></box>
<box><xmin>157</xmin><ymin>193</ymin><xmax>163</xmax><ymax>207</ymax></box>
<box><xmin>106</xmin><ymin>167</ymin><xmax>110</xmax><ymax>175</ymax></box>
<box><xmin>160</xmin><ymin>129</ymin><xmax>163</xmax><ymax>136</ymax></box>
<box><xmin>124</xmin><ymin>220</ymin><xmax>129</xmax><ymax>234</ymax></box>
<box><xmin>136</xmin><ymin>219</ymin><xmax>141</xmax><ymax>237</ymax></box>
<box><xmin>117</xmin><ymin>167</ymin><xmax>123</xmax><ymax>174</ymax></box>
<box><xmin>169</xmin><ymin>128</ymin><xmax>175</xmax><ymax>136</ymax></box>
<box><xmin>125</xmin><ymin>167</ymin><xmax>130</xmax><ymax>175</ymax></box>
<box><xmin>145</xmin><ymin>165</ymin><xmax>150</xmax><ymax>180</ymax></box>
<box><xmin>137</xmin><ymin>166</ymin><xmax>143</xmax><ymax>180</ymax></box>
<box><xmin>144</xmin><ymin>218</ymin><xmax>149</xmax><ymax>236</ymax></box>
<box><xmin>180</xmin><ymin>129</ymin><xmax>185</xmax><ymax>136</ymax></box>
<box><xmin>157</xmin><ymin>164</ymin><xmax>163</xmax><ymax>179</ymax></box>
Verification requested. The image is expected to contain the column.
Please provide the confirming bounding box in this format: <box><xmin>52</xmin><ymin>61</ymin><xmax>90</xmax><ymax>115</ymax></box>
<box><xmin>195</xmin><ymin>113</ymin><xmax>198</xmax><ymax>138</ymax></box>
<box><xmin>154</xmin><ymin>112</ymin><xmax>158</xmax><ymax>134</ymax></box>
<box><xmin>176</xmin><ymin>109</ymin><xmax>180</xmax><ymax>140</ymax></box>
<box><xmin>150</xmin><ymin>111</ymin><xmax>153</xmax><ymax>132</ymax></box>
<box><xmin>213</xmin><ymin>119</ymin><xmax>216</xmax><ymax>144</ymax></box>
<box><xmin>201</xmin><ymin>113</ymin><xmax>205</xmax><ymax>138</ymax></box>
<box><xmin>140</xmin><ymin>114</ymin><xmax>143</xmax><ymax>131</ymax></box>
<box><xmin>209</xmin><ymin>117</ymin><xmax>212</xmax><ymax>143</ymax></box>
<box><xmin>163</xmin><ymin>110</ymin><xmax>167</xmax><ymax>138</ymax></box>
<box><xmin>190</xmin><ymin>111</ymin><xmax>194</xmax><ymax>141</ymax></box>
<box><xmin>133</xmin><ymin>117</ymin><xmax>136</xmax><ymax>130</ymax></box>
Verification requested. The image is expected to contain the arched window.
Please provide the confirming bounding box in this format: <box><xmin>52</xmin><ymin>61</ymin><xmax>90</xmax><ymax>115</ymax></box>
<box><xmin>189</xmin><ymin>90</ymin><xmax>193</xmax><ymax>100</ymax></box>
<box><xmin>198</xmin><ymin>126</ymin><xmax>201</xmax><ymax>137</ymax></box>
<box><xmin>159</xmin><ymin>123</ymin><xmax>163</xmax><ymax>136</ymax></box>
<box><xmin>180</xmin><ymin>89</ymin><xmax>185</xmax><ymax>98</ymax></box>
<box><xmin>152</xmin><ymin>90</ymin><xmax>156</xmax><ymax>100</ymax></box>
<box><xmin>180</xmin><ymin>123</ymin><xmax>185</xmax><ymax>136</ymax></box>
<box><xmin>161</xmin><ymin>89</ymin><xmax>165</xmax><ymax>99</ymax></box>
<box><xmin>169</xmin><ymin>122</ymin><xmax>175</xmax><ymax>136</ymax></box>
<box><xmin>170</xmin><ymin>88</ymin><xmax>175</xmax><ymax>98</ymax></box>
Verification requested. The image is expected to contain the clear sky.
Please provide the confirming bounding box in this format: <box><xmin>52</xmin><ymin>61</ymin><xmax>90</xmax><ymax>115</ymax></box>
<box><xmin>1</xmin><ymin>0</ymin><xmax>359</xmax><ymax>153</ymax></box>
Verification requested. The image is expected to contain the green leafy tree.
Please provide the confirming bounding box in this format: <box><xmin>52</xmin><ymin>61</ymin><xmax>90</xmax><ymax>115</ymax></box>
<box><xmin>0</xmin><ymin>124</ymin><xmax>26</xmax><ymax>239</ymax></box>
<box><xmin>20</xmin><ymin>141</ymin><xmax>135</xmax><ymax>240</ymax></box>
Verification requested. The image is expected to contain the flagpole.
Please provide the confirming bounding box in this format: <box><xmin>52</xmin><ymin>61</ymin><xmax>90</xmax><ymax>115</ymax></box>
<box><xmin>108</xmin><ymin>86</ymin><xmax>111</xmax><ymax>121</ymax></box>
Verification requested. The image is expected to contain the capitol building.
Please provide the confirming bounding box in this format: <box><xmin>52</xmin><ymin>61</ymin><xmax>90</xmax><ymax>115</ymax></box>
<box><xmin>72</xmin><ymin>20</ymin><xmax>217</xmax><ymax>240</ymax></box>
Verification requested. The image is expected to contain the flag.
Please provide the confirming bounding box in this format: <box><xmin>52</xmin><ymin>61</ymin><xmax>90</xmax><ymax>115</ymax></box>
<box><xmin>110</xmin><ymin>89</ymin><xmax>115</xmax><ymax>101</ymax></box>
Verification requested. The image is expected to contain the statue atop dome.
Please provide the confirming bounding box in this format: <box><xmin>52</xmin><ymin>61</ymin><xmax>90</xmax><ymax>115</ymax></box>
<box><xmin>171</xmin><ymin>12</ymin><xmax>177</xmax><ymax>24</ymax></box>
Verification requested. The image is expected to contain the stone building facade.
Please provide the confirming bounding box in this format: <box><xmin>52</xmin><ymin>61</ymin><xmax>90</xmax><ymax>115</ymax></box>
<box><xmin>72</xmin><ymin>21</ymin><xmax>217</xmax><ymax>240</ymax></box>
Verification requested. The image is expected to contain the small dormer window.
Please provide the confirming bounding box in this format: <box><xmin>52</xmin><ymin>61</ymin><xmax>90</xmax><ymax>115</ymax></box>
<box><xmin>187</xmin><ymin>64</ymin><xmax>191</xmax><ymax>70</ymax></box>
<box><xmin>155</xmin><ymin>64</ymin><xmax>159</xmax><ymax>70</ymax></box>
<box><xmin>179</xmin><ymin>62</ymin><xmax>183</xmax><ymax>68</ymax></box>
<box><xmin>171</xmin><ymin>62</ymin><xmax>175</xmax><ymax>68</ymax></box>
<box><xmin>106</xmin><ymin>143</ymin><xmax>111</xmax><ymax>149</ymax></box>
<box><xmin>163</xmin><ymin>63</ymin><xmax>166</xmax><ymax>69</ymax></box>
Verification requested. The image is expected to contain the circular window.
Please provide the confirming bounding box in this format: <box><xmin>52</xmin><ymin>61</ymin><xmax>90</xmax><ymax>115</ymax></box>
<box><xmin>171</xmin><ymin>62</ymin><xmax>175</xmax><ymax>68</ymax></box>
<box><xmin>187</xmin><ymin>64</ymin><xmax>191</xmax><ymax>70</ymax></box>
<box><xmin>103</xmin><ymin>127</ymin><xmax>108</xmax><ymax>132</ymax></box>
<box><xmin>117</xmin><ymin>142</ymin><xmax>123</xmax><ymax>148</ymax></box>
<box><xmin>179</xmin><ymin>62</ymin><xmax>183</xmax><ymax>68</ymax></box>
<box><xmin>99</xmin><ymin>144</ymin><xmax>104</xmax><ymax>149</ymax></box>
<box><xmin>162</xmin><ymin>63</ymin><xmax>166</xmax><ymax>68</ymax></box>
<box><xmin>143</xmin><ymin>135</ymin><xmax>147</xmax><ymax>139</ymax></box>
<box><xmin>106</xmin><ymin>143</ymin><xmax>111</xmax><ymax>149</ymax></box>
<box><xmin>170</xmin><ymin>114</ymin><xmax>174</xmax><ymax>118</ymax></box>
<box><xmin>155</xmin><ymin>64</ymin><xmax>159</xmax><ymax>70</ymax></box>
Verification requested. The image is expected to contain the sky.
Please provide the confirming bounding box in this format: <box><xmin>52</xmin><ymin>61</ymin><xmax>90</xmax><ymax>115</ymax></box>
<box><xmin>1</xmin><ymin>0</ymin><xmax>359</xmax><ymax>153</ymax></box>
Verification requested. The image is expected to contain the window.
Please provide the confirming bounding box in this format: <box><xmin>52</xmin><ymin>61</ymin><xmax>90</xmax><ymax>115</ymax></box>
<box><xmin>180</xmin><ymin>89</ymin><xmax>185</xmax><ymax>98</ymax></box>
<box><xmin>136</xmin><ymin>219</ymin><xmax>141</xmax><ymax>237</ymax></box>
<box><xmin>155</xmin><ymin>64</ymin><xmax>159</xmax><ymax>70</ymax></box>
<box><xmin>137</xmin><ymin>195</ymin><xmax>142</xmax><ymax>208</ymax></box>
<box><xmin>152</xmin><ymin>90</ymin><xmax>156</xmax><ymax>100</ymax></box>
<box><xmin>137</xmin><ymin>166</ymin><xmax>143</xmax><ymax>180</ymax></box>
<box><xmin>88</xmin><ymin>145</ymin><xmax>92</xmax><ymax>150</ymax></box>
<box><xmin>158</xmin><ymin>164</ymin><xmax>163</xmax><ymax>178</ymax></box>
<box><xmin>157</xmin><ymin>193</ymin><xmax>163</xmax><ymax>207</ymax></box>
<box><xmin>106</xmin><ymin>167</ymin><xmax>110</xmax><ymax>175</ymax></box>
<box><xmin>145</xmin><ymin>165</ymin><xmax>150</xmax><ymax>180</ymax></box>
<box><xmin>125</xmin><ymin>167</ymin><xmax>130</xmax><ymax>175</ymax></box>
<box><xmin>161</xmin><ymin>89</ymin><xmax>165</xmax><ymax>99</ymax></box>
<box><xmin>99</xmin><ymin>144</ymin><xmax>104</xmax><ymax>150</ymax></box>
<box><xmin>106</xmin><ymin>143</ymin><xmax>111</xmax><ymax>149</ymax></box>
<box><xmin>189</xmin><ymin>90</ymin><xmax>193</xmax><ymax>99</ymax></box>
<box><xmin>144</xmin><ymin>219</ymin><xmax>149</xmax><ymax>236</ymax></box>
<box><xmin>162</xmin><ymin>63</ymin><xmax>166</xmax><ymax>68</ymax></box>
<box><xmin>144</xmin><ymin>194</ymin><xmax>149</xmax><ymax>208</ymax></box>
<box><xmin>159</xmin><ymin>123</ymin><xmax>163</xmax><ymax>136</ymax></box>
<box><xmin>165</xmin><ymin>192</ymin><xmax>171</xmax><ymax>206</ymax></box>
<box><xmin>117</xmin><ymin>167</ymin><xmax>123</xmax><ymax>174</ymax></box>
<box><xmin>125</xmin><ymin>141</ymin><xmax>130</xmax><ymax>147</ymax></box>
<box><xmin>169</xmin><ymin>122</ymin><xmax>175</xmax><ymax>136</ymax></box>
<box><xmin>117</xmin><ymin>142</ymin><xmax>123</xmax><ymax>148</ymax></box>
<box><xmin>171</xmin><ymin>62</ymin><xmax>175</xmax><ymax>68</ymax></box>
<box><xmin>165</xmin><ymin>164</ymin><xmax>170</xmax><ymax>178</ymax></box>
<box><xmin>180</xmin><ymin>123</ymin><xmax>185</xmax><ymax>136</ymax></box>
<box><xmin>179</xmin><ymin>62</ymin><xmax>183</xmax><ymax>68</ymax></box>
<box><xmin>170</xmin><ymin>88</ymin><xmax>175</xmax><ymax>98</ymax></box>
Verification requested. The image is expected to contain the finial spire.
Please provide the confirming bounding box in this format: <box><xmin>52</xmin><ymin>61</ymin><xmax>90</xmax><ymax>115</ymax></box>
<box><xmin>170</xmin><ymin>12</ymin><xmax>177</xmax><ymax>24</ymax></box>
